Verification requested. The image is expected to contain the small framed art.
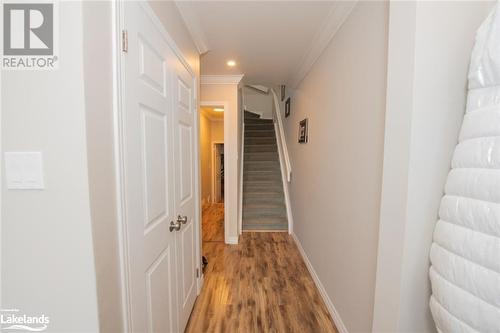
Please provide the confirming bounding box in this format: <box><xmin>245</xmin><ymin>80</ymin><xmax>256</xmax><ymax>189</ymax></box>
<box><xmin>280</xmin><ymin>85</ymin><xmax>286</xmax><ymax>101</ymax></box>
<box><xmin>298</xmin><ymin>118</ymin><xmax>308</xmax><ymax>144</ymax></box>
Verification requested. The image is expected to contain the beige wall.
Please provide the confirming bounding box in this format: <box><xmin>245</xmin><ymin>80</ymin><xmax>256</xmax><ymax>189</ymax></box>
<box><xmin>1</xmin><ymin>2</ymin><xmax>100</xmax><ymax>331</ymax></box>
<box><xmin>201</xmin><ymin>84</ymin><xmax>240</xmax><ymax>242</ymax></box>
<box><xmin>200</xmin><ymin>112</ymin><xmax>212</xmax><ymax>205</ymax></box>
<box><xmin>284</xmin><ymin>2</ymin><xmax>388</xmax><ymax>331</ymax></box>
<box><xmin>243</xmin><ymin>86</ymin><xmax>273</xmax><ymax>119</ymax></box>
<box><xmin>372</xmin><ymin>2</ymin><xmax>494</xmax><ymax>332</ymax></box>
<box><xmin>199</xmin><ymin>113</ymin><xmax>224</xmax><ymax>205</ymax></box>
<box><xmin>210</xmin><ymin>121</ymin><xmax>224</xmax><ymax>143</ymax></box>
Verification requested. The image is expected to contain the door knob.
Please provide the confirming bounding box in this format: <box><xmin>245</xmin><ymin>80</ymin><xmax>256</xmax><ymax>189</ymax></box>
<box><xmin>169</xmin><ymin>220</ymin><xmax>181</xmax><ymax>232</ymax></box>
<box><xmin>177</xmin><ymin>215</ymin><xmax>188</xmax><ymax>224</ymax></box>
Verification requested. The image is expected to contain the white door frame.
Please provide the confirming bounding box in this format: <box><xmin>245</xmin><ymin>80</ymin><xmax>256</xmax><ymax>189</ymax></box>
<box><xmin>199</xmin><ymin>101</ymin><xmax>229</xmax><ymax>243</ymax></box>
<box><xmin>112</xmin><ymin>2</ymin><xmax>202</xmax><ymax>331</ymax></box>
<box><xmin>211</xmin><ymin>141</ymin><xmax>224</xmax><ymax>203</ymax></box>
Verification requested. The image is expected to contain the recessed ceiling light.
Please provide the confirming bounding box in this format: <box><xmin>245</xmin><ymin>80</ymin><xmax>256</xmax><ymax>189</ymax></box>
<box><xmin>226</xmin><ymin>60</ymin><xmax>236</xmax><ymax>67</ymax></box>
<box><xmin>213</xmin><ymin>108</ymin><xmax>224</xmax><ymax>112</ymax></box>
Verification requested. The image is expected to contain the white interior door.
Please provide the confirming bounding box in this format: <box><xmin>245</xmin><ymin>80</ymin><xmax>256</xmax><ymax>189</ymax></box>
<box><xmin>172</xmin><ymin>57</ymin><xmax>198</xmax><ymax>331</ymax></box>
<box><xmin>120</xmin><ymin>2</ymin><xmax>197</xmax><ymax>332</ymax></box>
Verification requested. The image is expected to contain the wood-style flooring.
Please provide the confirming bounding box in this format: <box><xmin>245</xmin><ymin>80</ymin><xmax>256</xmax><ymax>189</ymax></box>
<box><xmin>202</xmin><ymin>203</ymin><xmax>224</xmax><ymax>242</ymax></box>
<box><xmin>186</xmin><ymin>204</ymin><xmax>338</xmax><ymax>333</ymax></box>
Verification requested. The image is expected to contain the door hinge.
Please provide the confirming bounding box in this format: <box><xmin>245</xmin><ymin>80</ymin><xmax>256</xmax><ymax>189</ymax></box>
<box><xmin>196</xmin><ymin>268</ymin><xmax>199</xmax><ymax>278</ymax></box>
<box><xmin>122</xmin><ymin>30</ymin><xmax>128</xmax><ymax>53</ymax></box>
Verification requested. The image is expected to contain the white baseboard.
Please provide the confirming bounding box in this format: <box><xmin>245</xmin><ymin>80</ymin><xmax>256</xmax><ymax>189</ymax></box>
<box><xmin>226</xmin><ymin>236</ymin><xmax>239</xmax><ymax>245</ymax></box>
<box><xmin>291</xmin><ymin>233</ymin><xmax>349</xmax><ymax>333</ymax></box>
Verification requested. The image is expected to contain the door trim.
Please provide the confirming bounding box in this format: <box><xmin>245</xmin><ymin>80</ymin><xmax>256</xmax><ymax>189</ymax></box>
<box><xmin>211</xmin><ymin>141</ymin><xmax>224</xmax><ymax>203</ymax></box>
<box><xmin>112</xmin><ymin>2</ymin><xmax>201</xmax><ymax>331</ymax></box>
<box><xmin>199</xmin><ymin>101</ymin><xmax>230</xmax><ymax>244</ymax></box>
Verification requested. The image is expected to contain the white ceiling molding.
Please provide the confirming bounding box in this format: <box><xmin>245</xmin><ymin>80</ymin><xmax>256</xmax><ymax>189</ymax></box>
<box><xmin>175</xmin><ymin>1</ymin><xmax>209</xmax><ymax>54</ymax></box>
<box><xmin>288</xmin><ymin>1</ymin><xmax>358</xmax><ymax>88</ymax></box>
<box><xmin>246</xmin><ymin>85</ymin><xmax>270</xmax><ymax>94</ymax></box>
<box><xmin>201</xmin><ymin>75</ymin><xmax>245</xmax><ymax>85</ymax></box>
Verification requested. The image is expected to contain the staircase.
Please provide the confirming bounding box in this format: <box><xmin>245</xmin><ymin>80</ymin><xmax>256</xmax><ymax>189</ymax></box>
<box><xmin>242</xmin><ymin>111</ymin><xmax>288</xmax><ymax>231</ymax></box>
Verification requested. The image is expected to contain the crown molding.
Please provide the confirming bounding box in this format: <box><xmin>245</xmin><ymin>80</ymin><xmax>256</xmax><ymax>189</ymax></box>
<box><xmin>288</xmin><ymin>1</ymin><xmax>357</xmax><ymax>88</ymax></box>
<box><xmin>245</xmin><ymin>85</ymin><xmax>269</xmax><ymax>94</ymax></box>
<box><xmin>201</xmin><ymin>75</ymin><xmax>245</xmax><ymax>85</ymax></box>
<box><xmin>175</xmin><ymin>1</ymin><xmax>209</xmax><ymax>54</ymax></box>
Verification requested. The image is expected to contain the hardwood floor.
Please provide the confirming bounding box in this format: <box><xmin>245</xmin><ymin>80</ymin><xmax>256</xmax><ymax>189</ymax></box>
<box><xmin>202</xmin><ymin>203</ymin><xmax>224</xmax><ymax>242</ymax></box>
<box><xmin>186</xmin><ymin>204</ymin><xmax>338</xmax><ymax>333</ymax></box>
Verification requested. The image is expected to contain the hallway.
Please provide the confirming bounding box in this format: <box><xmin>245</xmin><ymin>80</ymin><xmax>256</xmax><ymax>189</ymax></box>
<box><xmin>187</xmin><ymin>204</ymin><xmax>337</xmax><ymax>333</ymax></box>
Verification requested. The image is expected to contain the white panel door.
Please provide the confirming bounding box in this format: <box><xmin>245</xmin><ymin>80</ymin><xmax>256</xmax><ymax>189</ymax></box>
<box><xmin>121</xmin><ymin>2</ymin><xmax>179</xmax><ymax>332</ymax></box>
<box><xmin>172</xmin><ymin>57</ymin><xmax>198</xmax><ymax>331</ymax></box>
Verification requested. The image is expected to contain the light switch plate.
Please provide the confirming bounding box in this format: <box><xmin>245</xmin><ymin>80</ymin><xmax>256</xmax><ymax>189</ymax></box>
<box><xmin>4</xmin><ymin>152</ymin><xmax>45</xmax><ymax>190</ymax></box>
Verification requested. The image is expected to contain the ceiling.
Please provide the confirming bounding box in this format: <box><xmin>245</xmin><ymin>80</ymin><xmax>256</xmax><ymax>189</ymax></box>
<box><xmin>176</xmin><ymin>1</ymin><xmax>347</xmax><ymax>86</ymax></box>
<box><xmin>201</xmin><ymin>106</ymin><xmax>224</xmax><ymax>121</ymax></box>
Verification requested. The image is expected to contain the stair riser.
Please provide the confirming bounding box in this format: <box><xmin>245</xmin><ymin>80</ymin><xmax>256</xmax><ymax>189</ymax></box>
<box><xmin>245</xmin><ymin>145</ymin><xmax>277</xmax><ymax>153</ymax></box>
<box><xmin>243</xmin><ymin>217</ymin><xmax>288</xmax><ymax>226</ymax></box>
<box><xmin>244</xmin><ymin>187</ymin><xmax>283</xmax><ymax>194</ymax></box>
<box><xmin>245</xmin><ymin>131</ymin><xmax>275</xmax><ymax>138</ymax></box>
<box><xmin>245</xmin><ymin>124</ymin><xmax>274</xmax><ymax>131</ymax></box>
<box><xmin>244</xmin><ymin>175</ymin><xmax>282</xmax><ymax>182</ymax></box>
<box><xmin>243</xmin><ymin>206</ymin><xmax>286</xmax><ymax>214</ymax></box>
<box><xmin>245</xmin><ymin>154</ymin><xmax>279</xmax><ymax>162</ymax></box>
<box><xmin>243</xmin><ymin>196</ymin><xmax>284</xmax><ymax>203</ymax></box>
<box><xmin>243</xmin><ymin>212</ymin><xmax>286</xmax><ymax>219</ymax></box>
<box><xmin>245</xmin><ymin>119</ymin><xmax>273</xmax><ymax>124</ymax></box>
<box><xmin>245</xmin><ymin>140</ymin><xmax>277</xmax><ymax>146</ymax></box>
<box><xmin>244</xmin><ymin>184</ymin><xmax>282</xmax><ymax>191</ymax></box>
<box><xmin>244</xmin><ymin>166</ymin><xmax>281</xmax><ymax>172</ymax></box>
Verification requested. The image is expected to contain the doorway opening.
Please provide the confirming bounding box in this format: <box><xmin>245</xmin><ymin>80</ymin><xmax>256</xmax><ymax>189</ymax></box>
<box><xmin>199</xmin><ymin>103</ymin><xmax>227</xmax><ymax>273</ymax></box>
<box><xmin>213</xmin><ymin>143</ymin><xmax>224</xmax><ymax>204</ymax></box>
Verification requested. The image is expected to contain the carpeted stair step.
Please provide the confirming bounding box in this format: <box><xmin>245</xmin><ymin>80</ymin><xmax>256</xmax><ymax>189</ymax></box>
<box><xmin>245</xmin><ymin>144</ymin><xmax>277</xmax><ymax>153</ymax></box>
<box><xmin>243</xmin><ymin>203</ymin><xmax>286</xmax><ymax>216</ymax></box>
<box><xmin>245</xmin><ymin>137</ymin><xmax>277</xmax><ymax>145</ymax></box>
<box><xmin>245</xmin><ymin>129</ymin><xmax>275</xmax><ymax>138</ymax></box>
<box><xmin>242</xmin><ymin>111</ymin><xmax>288</xmax><ymax>231</ymax></box>
<box><xmin>245</xmin><ymin>123</ymin><xmax>274</xmax><ymax>131</ymax></box>
<box><xmin>243</xmin><ymin>192</ymin><xmax>285</xmax><ymax>205</ymax></box>
<box><xmin>244</xmin><ymin>111</ymin><xmax>261</xmax><ymax>119</ymax></box>
<box><xmin>244</xmin><ymin>172</ymin><xmax>281</xmax><ymax>182</ymax></box>
<box><xmin>244</xmin><ymin>161</ymin><xmax>280</xmax><ymax>171</ymax></box>
<box><xmin>245</xmin><ymin>118</ymin><xmax>273</xmax><ymax>125</ymax></box>
<box><xmin>244</xmin><ymin>152</ymin><xmax>279</xmax><ymax>161</ymax></box>
<box><xmin>242</xmin><ymin>217</ymin><xmax>288</xmax><ymax>230</ymax></box>
<box><xmin>244</xmin><ymin>184</ymin><xmax>283</xmax><ymax>193</ymax></box>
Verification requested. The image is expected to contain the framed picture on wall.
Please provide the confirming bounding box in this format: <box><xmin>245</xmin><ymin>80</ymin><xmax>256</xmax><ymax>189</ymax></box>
<box><xmin>285</xmin><ymin>97</ymin><xmax>291</xmax><ymax>118</ymax></box>
<box><xmin>280</xmin><ymin>85</ymin><xmax>286</xmax><ymax>101</ymax></box>
<box><xmin>298</xmin><ymin>118</ymin><xmax>308</xmax><ymax>143</ymax></box>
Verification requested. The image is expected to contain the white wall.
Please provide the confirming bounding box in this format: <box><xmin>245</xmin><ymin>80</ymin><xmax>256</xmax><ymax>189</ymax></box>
<box><xmin>149</xmin><ymin>1</ymin><xmax>200</xmax><ymax>79</ymax></box>
<box><xmin>243</xmin><ymin>86</ymin><xmax>273</xmax><ymax>119</ymax></box>
<box><xmin>283</xmin><ymin>2</ymin><xmax>389</xmax><ymax>332</ymax></box>
<box><xmin>372</xmin><ymin>1</ymin><xmax>494</xmax><ymax>332</ymax></box>
<box><xmin>1</xmin><ymin>2</ymin><xmax>200</xmax><ymax>331</ymax></box>
<box><xmin>1</xmin><ymin>2</ymin><xmax>99</xmax><ymax>331</ymax></box>
<box><xmin>82</xmin><ymin>2</ymin><xmax>123</xmax><ymax>332</ymax></box>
